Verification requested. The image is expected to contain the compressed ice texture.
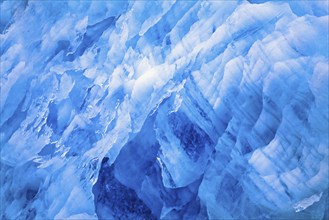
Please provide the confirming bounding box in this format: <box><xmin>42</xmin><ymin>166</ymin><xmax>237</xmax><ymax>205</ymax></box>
<box><xmin>0</xmin><ymin>0</ymin><xmax>328</xmax><ymax>219</ymax></box>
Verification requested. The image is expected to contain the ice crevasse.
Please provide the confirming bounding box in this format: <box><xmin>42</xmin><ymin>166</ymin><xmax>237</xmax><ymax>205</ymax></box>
<box><xmin>0</xmin><ymin>0</ymin><xmax>328</xmax><ymax>219</ymax></box>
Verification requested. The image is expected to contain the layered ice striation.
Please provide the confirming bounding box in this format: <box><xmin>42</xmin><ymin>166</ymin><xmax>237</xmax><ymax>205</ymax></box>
<box><xmin>1</xmin><ymin>1</ymin><xmax>328</xmax><ymax>219</ymax></box>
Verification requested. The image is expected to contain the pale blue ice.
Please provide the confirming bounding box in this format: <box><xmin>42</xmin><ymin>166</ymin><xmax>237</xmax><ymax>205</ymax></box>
<box><xmin>0</xmin><ymin>1</ymin><xmax>328</xmax><ymax>219</ymax></box>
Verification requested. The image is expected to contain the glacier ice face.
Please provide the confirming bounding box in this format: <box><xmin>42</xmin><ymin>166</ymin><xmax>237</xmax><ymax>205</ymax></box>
<box><xmin>0</xmin><ymin>1</ymin><xmax>328</xmax><ymax>219</ymax></box>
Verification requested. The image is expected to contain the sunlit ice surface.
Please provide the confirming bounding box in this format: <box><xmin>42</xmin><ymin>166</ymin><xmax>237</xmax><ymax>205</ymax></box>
<box><xmin>0</xmin><ymin>1</ymin><xmax>328</xmax><ymax>219</ymax></box>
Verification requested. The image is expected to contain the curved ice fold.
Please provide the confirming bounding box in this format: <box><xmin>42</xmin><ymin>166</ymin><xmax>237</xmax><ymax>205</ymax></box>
<box><xmin>1</xmin><ymin>1</ymin><xmax>328</xmax><ymax>219</ymax></box>
<box><xmin>293</xmin><ymin>192</ymin><xmax>323</xmax><ymax>213</ymax></box>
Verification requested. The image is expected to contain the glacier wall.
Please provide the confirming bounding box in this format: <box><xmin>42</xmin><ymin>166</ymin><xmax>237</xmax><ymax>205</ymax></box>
<box><xmin>1</xmin><ymin>1</ymin><xmax>328</xmax><ymax>219</ymax></box>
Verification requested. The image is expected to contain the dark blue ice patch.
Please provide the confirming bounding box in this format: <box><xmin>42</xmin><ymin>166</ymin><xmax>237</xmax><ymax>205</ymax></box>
<box><xmin>168</xmin><ymin>111</ymin><xmax>213</xmax><ymax>161</ymax></box>
<box><xmin>92</xmin><ymin>158</ymin><xmax>156</xmax><ymax>220</ymax></box>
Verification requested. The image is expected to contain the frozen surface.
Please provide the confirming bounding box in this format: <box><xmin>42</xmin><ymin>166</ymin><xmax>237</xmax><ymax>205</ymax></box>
<box><xmin>1</xmin><ymin>1</ymin><xmax>328</xmax><ymax>219</ymax></box>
